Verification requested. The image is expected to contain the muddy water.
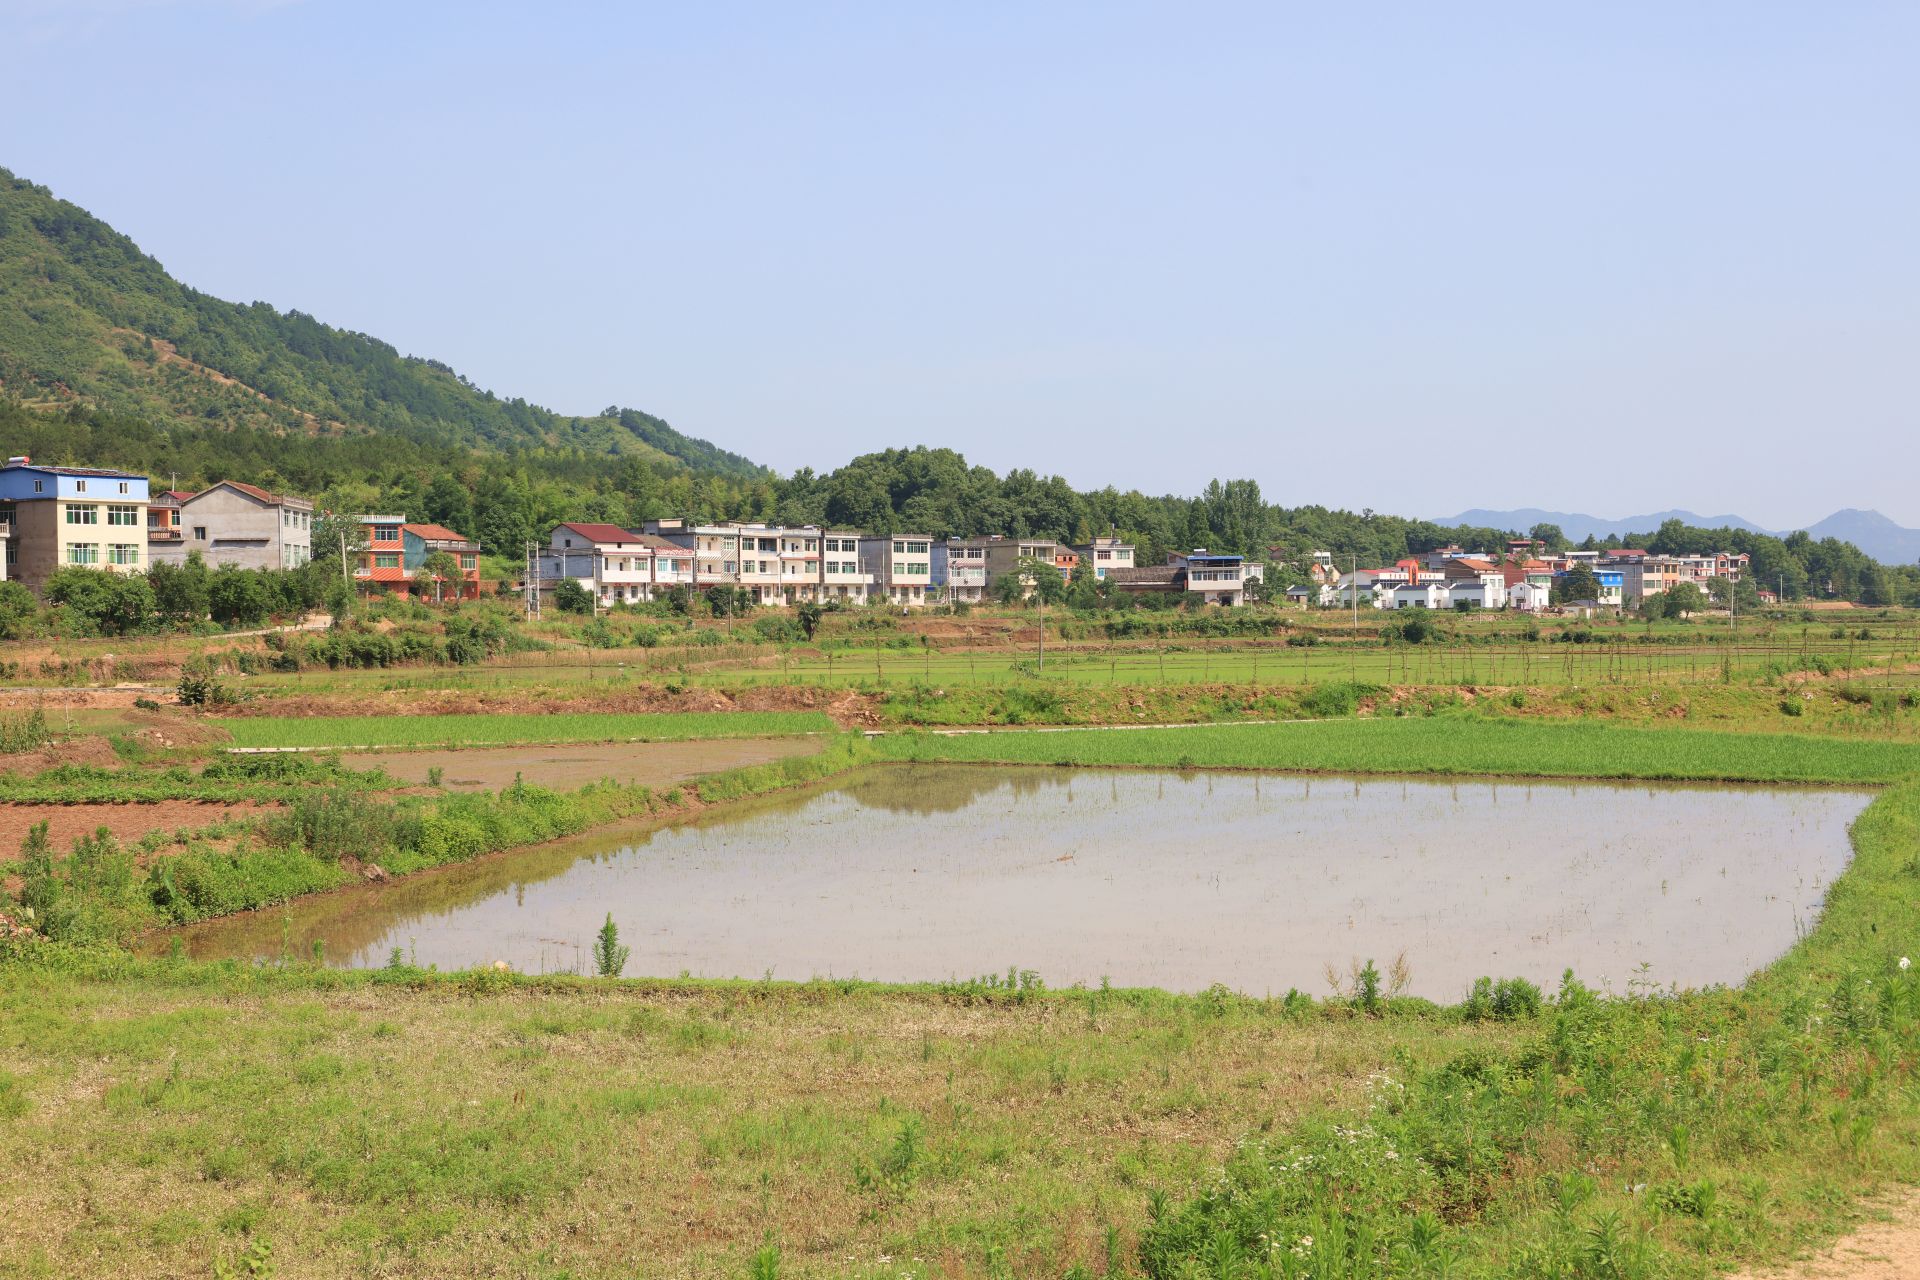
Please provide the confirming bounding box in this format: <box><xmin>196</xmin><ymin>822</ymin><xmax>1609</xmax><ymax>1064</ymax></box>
<box><xmin>173</xmin><ymin>765</ymin><xmax>1871</xmax><ymax>998</ymax></box>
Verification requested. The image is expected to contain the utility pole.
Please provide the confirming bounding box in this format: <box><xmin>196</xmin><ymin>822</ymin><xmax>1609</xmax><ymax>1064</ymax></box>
<box><xmin>523</xmin><ymin>541</ymin><xmax>541</xmax><ymax>618</ymax></box>
<box><xmin>1351</xmin><ymin>552</ymin><xmax>1359</xmax><ymax>631</ymax></box>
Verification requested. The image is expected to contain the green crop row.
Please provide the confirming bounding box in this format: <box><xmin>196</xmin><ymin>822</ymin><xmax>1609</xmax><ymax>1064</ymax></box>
<box><xmin>871</xmin><ymin>718</ymin><xmax>1920</xmax><ymax>784</ymax></box>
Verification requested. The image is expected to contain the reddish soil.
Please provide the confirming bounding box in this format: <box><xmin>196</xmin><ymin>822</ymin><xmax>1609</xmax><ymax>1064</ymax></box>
<box><xmin>0</xmin><ymin>735</ymin><xmax>122</xmax><ymax>776</ymax></box>
<box><xmin>225</xmin><ymin>684</ymin><xmax>884</xmax><ymax>728</ymax></box>
<box><xmin>0</xmin><ymin>800</ymin><xmax>269</xmax><ymax>861</ymax></box>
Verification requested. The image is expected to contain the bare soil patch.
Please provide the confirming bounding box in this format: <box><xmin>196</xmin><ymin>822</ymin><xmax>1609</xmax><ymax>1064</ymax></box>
<box><xmin>0</xmin><ymin>800</ymin><xmax>268</xmax><ymax>861</ymax></box>
<box><xmin>241</xmin><ymin>684</ymin><xmax>883</xmax><ymax>728</ymax></box>
<box><xmin>1730</xmin><ymin>1188</ymin><xmax>1920</xmax><ymax>1279</ymax></box>
<box><xmin>342</xmin><ymin>736</ymin><xmax>821</xmax><ymax>791</ymax></box>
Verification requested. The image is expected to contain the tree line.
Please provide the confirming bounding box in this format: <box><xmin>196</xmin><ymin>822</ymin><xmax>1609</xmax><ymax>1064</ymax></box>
<box><xmin>3</xmin><ymin>401</ymin><xmax>1913</xmax><ymax>607</ymax></box>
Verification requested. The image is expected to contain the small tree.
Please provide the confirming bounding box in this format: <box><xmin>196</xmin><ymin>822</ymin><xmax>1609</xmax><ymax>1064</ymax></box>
<box><xmin>1663</xmin><ymin>581</ymin><xmax>1707</xmax><ymax>618</ymax></box>
<box><xmin>796</xmin><ymin>599</ymin><xmax>825</xmax><ymax>640</ymax></box>
<box><xmin>593</xmin><ymin>913</ymin><xmax>630</xmax><ymax>978</ymax></box>
<box><xmin>1553</xmin><ymin>563</ymin><xmax>1600</xmax><ymax>604</ymax></box>
<box><xmin>553</xmin><ymin>577</ymin><xmax>594</xmax><ymax>614</ymax></box>
<box><xmin>416</xmin><ymin>551</ymin><xmax>463</xmax><ymax>604</ymax></box>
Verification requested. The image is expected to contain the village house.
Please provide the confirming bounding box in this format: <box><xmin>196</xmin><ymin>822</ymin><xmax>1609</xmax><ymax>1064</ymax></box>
<box><xmin>820</xmin><ymin>530</ymin><xmax>874</xmax><ymax>604</ymax></box>
<box><xmin>1074</xmin><ymin>535</ymin><xmax>1136</xmax><ymax>581</ymax></box>
<box><xmin>539</xmin><ymin>523</ymin><xmax>692</xmax><ymax>606</ymax></box>
<box><xmin>860</xmin><ymin>533</ymin><xmax>933</xmax><ymax>606</ymax></box>
<box><xmin>169</xmin><ymin>481</ymin><xmax>313</xmax><ymax>571</ymax></box>
<box><xmin>0</xmin><ymin>459</ymin><xmax>149</xmax><ymax>589</ymax></box>
<box><xmin>933</xmin><ymin>537</ymin><xmax>991</xmax><ymax>603</ymax></box>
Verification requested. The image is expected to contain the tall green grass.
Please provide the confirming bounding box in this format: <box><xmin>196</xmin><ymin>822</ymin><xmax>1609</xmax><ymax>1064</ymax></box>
<box><xmin>874</xmin><ymin>718</ymin><xmax>1920</xmax><ymax>784</ymax></box>
<box><xmin>216</xmin><ymin>710</ymin><xmax>834</xmax><ymax>751</ymax></box>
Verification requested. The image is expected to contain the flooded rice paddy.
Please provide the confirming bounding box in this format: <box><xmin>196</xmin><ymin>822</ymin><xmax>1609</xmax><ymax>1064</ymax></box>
<box><xmin>175</xmin><ymin>764</ymin><xmax>1872</xmax><ymax>998</ymax></box>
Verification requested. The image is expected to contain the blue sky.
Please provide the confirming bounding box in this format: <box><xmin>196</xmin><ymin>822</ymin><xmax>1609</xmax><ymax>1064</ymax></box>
<box><xmin>4</xmin><ymin>1</ymin><xmax>1916</xmax><ymax>527</ymax></box>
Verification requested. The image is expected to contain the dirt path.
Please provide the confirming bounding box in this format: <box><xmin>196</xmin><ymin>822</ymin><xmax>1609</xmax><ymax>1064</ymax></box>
<box><xmin>341</xmin><ymin>736</ymin><xmax>821</xmax><ymax>791</ymax></box>
<box><xmin>1729</xmin><ymin>1188</ymin><xmax>1920</xmax><ymax>1279</ymax></box>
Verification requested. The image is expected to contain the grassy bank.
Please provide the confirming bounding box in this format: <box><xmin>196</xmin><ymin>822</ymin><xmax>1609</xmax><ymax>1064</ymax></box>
<box><xmin>1137</xmin><ymin>779</ymin><xmax>1920</xmax><ymax>1278</ymax></box>
<box><xmin>214</xmin><ymin>709</ymin><xmax>836</xmax><ymax>751</ymax></box>
<box><xmin>874</xmin><ymin>717</ymin><xmax>1920</xmax><ymax>784</ymax></box>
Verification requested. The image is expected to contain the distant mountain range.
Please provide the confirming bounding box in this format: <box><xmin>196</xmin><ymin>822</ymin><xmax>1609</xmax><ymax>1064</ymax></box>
<box><xmin>1433</xmin><ymin>507</ymin><xmax>1920</xmax><ymax>566</ymax></box>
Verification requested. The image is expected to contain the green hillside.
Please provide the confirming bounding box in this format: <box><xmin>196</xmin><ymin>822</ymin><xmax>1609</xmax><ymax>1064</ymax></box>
<box><xmin>0</xmin><ymin>168</ymin><xmax>761</xmax><ymax>476</ymax></box>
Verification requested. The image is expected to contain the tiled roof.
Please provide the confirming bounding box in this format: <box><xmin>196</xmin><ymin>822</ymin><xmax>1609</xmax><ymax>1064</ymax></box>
<box><xmin>557</xmin><ymin>522</ymin><xmax>642</xmax><ymax>545</ymax></box>
<box><xmin>403</xmin><ymin>522</ymin><xmax>476</xmax><ymax>544</ymax></box>
<box><xmin>203</xmin><ymin>479</ymin><xmax>308</xmax><ymax>507</ymax></box>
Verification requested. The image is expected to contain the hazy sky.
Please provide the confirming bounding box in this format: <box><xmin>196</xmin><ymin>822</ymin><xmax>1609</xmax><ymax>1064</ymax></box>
<box><xmin>4</xmin><ymin>1</ymin><xmax>1916</xmax><ymax>526</ymax></box>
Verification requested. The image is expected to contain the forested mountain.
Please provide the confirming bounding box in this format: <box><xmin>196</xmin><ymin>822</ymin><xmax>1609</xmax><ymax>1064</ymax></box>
<box><xmin>0</xmin><ymin>168</ymin><xmax>760</xmax><ymax>476</ymax></box>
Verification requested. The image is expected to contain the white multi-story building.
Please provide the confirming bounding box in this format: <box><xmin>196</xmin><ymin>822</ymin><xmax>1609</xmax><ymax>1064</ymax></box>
<box><xmin>539</xmin><ymin>523</ymin><xmax>693</xmax><ymax>605</ymax></box>
<box><xmin>861</xmin><ymin>533</ymin><xmax>934</xmax><ymax>606</ymax></box>
<box><xmin>820</xmin><ymin>530</ymin><xmax>874</xmax><ymax>604</ymax></box>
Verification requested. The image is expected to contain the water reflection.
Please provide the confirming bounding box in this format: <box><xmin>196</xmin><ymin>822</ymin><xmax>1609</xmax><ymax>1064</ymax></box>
<box><xmin>169</xmin><ymin>764</ymin><xmax>1871</xmax><ymax>998</ymax></box>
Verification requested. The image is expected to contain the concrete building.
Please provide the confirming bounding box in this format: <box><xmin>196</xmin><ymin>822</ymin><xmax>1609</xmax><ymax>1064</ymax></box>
<box><xmin>934</xmin><ymin>537</ymin><xmax>991</xmax><ymax>604</ymax></box>
<box><xmin>540</xmin><ymin>523</ymin><xmax>691</xmax><ymax>606</ymax></box>
<box><xmin>0</xmin><ymin>460</ymin><xmax>149</xmax><ymax>590</ymax></box>
<box><xmin>1170</xmin><ymin>549</ymin><xmax>1246</xmax><ymax>606</ymax></box>
<box><xmin>175</xmin><ymin>481</ymin><xmax>313</xmax><ymax>571</ymax></box>
<box><xmin>860</xmin><ymin>533</ymin><xmax>933</xmax><ymax>606</ymax></box>
<box><xmin>776</xmin><ymin>527</ymin><xmax>824</xmax><ymax>604</ymax></box>
<box><xmin>1391</xmin><ymin>582</ymin><xmax>1447</xmax><ymax>609</ymax></box>
<box><xmin>820</xmin><ymin>530</ymin><xmax>874</xmax><ymax>604</ymax></box>
<box><xmin>1074</xmin><ymin>536</ymin><xmax>1136</xmax><ymax>582</ymax></box>
<box><xmin>355</xmin><ymin>515</ymin><xmax>410</xmax><ymax>591</ymax></box>
<box><xmin>146</xmin><ymin>490</ymin><xmax>189</xmax><ymax>568</ymax></box>
<box><xmin>1507</xmin><ymin>580</ymin><xmax>1551</xmax><ymax>612</ymax></box>
<box><xmin>1603</xmin><ymin>551</ymin><xmax>1683</xmax><ymax>603</ymax></box>
<box><xmin>645</xmin><ymin>520</ymin><xmax>741</xmax><ymax>592</ymax></box>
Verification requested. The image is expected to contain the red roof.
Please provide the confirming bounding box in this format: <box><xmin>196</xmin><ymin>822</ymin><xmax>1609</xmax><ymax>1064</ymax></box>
<box><xmin>404</xmin><ymin>522</ymin><xmax>475</xmax><ymax>544</ymax></box>
<box><xmin>557</xmin><ymin>522</ymin><xmax>642</xmax><ymax>545</ymax></box>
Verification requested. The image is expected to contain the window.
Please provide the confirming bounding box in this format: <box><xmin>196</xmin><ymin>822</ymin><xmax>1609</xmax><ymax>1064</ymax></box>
<box><xmin>107</xmin><ymin>505</ymin><xmax>139</xmax><ymax>526</ymax></box>
<box><xmin>32</xmin><ymin>480</ymin><xmax>43</xmax><ymax>494</ymax></box>
<box><xmin>67</xmin><ymin>543</ymin><xmax>99</xmax><ymax>565</ymax></box>
<box><xmin>459</xmin><ymin>554</ymin><xmax>476</xmax><ymax>570</ymax></box>
<box><xmin>109</xmin><ymin>544</ymin><xmax>139</xmax><ymax>565</ymax></box>
<box><xmin>118</xmin><ymin>481</ymin><xmax>129</xmax><ymax>494</ymax></box>
<box><xmin>893</xmin><ymin>541</ymin><xmax>905</xmax><ymax>554</ymax></box>
<box><xmin>192</xmin><ymin>526</ymin><xmax>207</xmax><ymax>541</ymax></box>
<box><xmin>66</xmin><ymin>505</ymin><xmax>98</xmax><ymax>525</ymax></box>
<box><xmin>374</xmin><ymin>553</ymin><xmax>400</xmax><ymax>569</ymax></box>
<box><xmin>373</xmin><ymin>524</ymin><xmax>400</xmax><ymax>542</ymax></box>
<box><xmin>75</xmin><ymin>480</ymin><xmax>87</xmax><ymax>493</ymax></box>
<box><xmin>905</xmin><ymin>541</ymin><xmax>929</xmax><ymax>555</ymax></box>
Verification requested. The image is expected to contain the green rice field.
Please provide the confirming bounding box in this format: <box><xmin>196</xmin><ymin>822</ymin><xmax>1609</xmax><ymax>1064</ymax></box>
<box><xmin>216</xmin><ymin>710</ymin><xmax>835</xmax><ymax>751</ymax></box>
<box><xmin>874</xmin><ymin>717</ymin><xmax>1920</xmax><ymax>784</ymax></box>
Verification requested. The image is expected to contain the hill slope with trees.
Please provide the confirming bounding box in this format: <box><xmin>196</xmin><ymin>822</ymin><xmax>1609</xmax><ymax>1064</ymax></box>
<box><xmin>0</xmin><ymin>168</ymin><xmax>760</xmax><ymax>476</ymax></box>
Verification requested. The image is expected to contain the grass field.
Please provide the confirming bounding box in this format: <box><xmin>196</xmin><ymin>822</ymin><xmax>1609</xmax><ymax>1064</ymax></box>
<box><xmin>0</xmin><ymin>968</ymin><xmax>1499</xmax><ymax>1279</ymax></box>
<box><xmin>690</xmin><ymin>638</ymin><xmax>1916</xmax><ymax>691</ymax></box>
<box><xmin>214</xmin><ymin>710</ymin><xmax>836</xmax><ymax>751</ymax></box>
<box><xmin>874</xmin><ymin>717</ymin><xmax>1920</xmax><ymax>784</ymax></box>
